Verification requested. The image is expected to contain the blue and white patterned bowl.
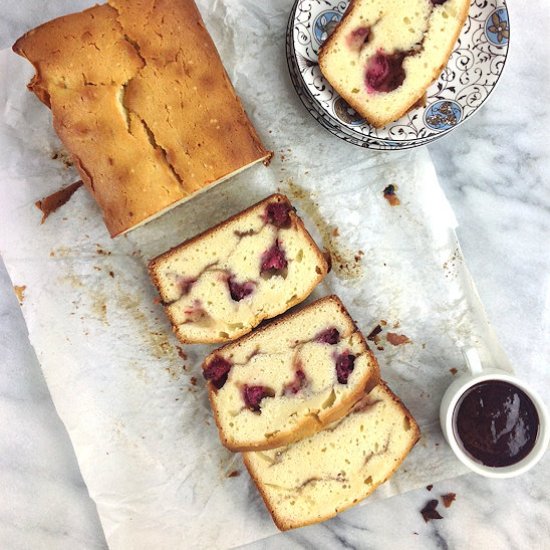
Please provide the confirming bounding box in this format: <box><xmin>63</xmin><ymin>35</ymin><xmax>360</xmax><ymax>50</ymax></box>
<box><xmin>287</xmin><ymin>0</ymin><xmax>510</xmax><ymax>148</ymax></box>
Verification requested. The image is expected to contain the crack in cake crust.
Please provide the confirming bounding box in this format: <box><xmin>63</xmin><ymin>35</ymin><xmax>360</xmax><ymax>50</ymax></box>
<box><xmin>13</xmin><ymin>0</ymin><xmax>271</xmax><ymax>236</ymax></box>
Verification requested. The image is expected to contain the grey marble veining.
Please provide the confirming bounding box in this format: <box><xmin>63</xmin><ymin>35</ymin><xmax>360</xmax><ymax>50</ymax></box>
<box><xmin>1</xmin><ymin>0</ymin><xmax>549</xmax><ymax>549</ymax></box>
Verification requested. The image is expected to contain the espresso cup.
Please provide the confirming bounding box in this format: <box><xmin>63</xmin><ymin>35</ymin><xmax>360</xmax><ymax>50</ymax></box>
<box><xmin>440</xmin><ymin>347</ymin><xmax>549</xmax><ymax>478</ymax></box>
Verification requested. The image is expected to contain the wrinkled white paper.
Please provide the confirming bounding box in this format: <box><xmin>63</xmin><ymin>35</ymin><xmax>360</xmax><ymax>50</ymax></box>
<box><xmin>0</xmin><ymin>1</ymin><xmax>513</xmax><ymax>548</ymax></box>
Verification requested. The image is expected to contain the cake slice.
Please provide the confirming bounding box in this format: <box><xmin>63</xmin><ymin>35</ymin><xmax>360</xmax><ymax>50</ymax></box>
<box><xmin>318</xmin><ymin>0</ymin><xmax>470</xmax><ymax>127</ymax></box>
<box><xmin>243</xmin><ymin>382</ymin><xmax>420</xmax><ymax>530</ymax></box>
<box><xmin>13</xmin><ymin>0</ymin><xmax>270</xmax><ymax>236</ymax></box>
<box><xmin>202</xmin><ymin>295</ymin><xmax>380</xmax><ymax>451</ymax></box>
<box><xmin>149</xmin><ymin>194</ymin><xmax>329</xmax><ymax>344</ymax></box>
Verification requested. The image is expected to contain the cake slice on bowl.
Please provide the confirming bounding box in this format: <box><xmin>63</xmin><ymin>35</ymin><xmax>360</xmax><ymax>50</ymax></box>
<box><xmin>318</xmin><ymin>0</ymin><xmax>469</xmax><ymax>128</ymax></box>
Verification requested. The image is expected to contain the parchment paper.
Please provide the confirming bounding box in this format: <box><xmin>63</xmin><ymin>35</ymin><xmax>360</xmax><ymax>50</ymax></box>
<box><xmin>0</xmin><ymin>1</ymin><xmax>513</xmax><ymax>548</ymax></box>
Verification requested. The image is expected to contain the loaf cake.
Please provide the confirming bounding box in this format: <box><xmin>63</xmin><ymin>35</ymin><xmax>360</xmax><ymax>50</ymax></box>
<box><xmin>243</xmin><ymin>382</ymin><xmax>420</xmax><ymax>530</ymax></box>
<box><xmin>202</xmin><ymin>295</ymin><xmax>380</xmax><ymax>451</ymax></box>
<box><xmin>13</xmin><ymin>0</ymin><xmax>270</xmax><ymax>236</ymax></box>
<box><xmin>149</xmin><ymin>194</ymin><xmax>329</xmax><ymax>344</ymax></box>
<box><xmin>318</xmin><ymin>0</ymin><xmax>470</xmax><ymax>127</ymax></box>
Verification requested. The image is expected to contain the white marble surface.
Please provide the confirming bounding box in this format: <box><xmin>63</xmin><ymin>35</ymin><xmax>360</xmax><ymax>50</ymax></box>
<box><xmin>1</xmin><ymin>0</ymin><xmax>549</xmax><ymax>549</ymax></box>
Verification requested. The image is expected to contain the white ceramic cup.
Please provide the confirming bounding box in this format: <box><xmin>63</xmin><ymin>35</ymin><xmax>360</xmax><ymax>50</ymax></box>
<box><xmin>440</xmin><ymin>347</ymin><xmax>550</xmax><ymax>478</ymax></box>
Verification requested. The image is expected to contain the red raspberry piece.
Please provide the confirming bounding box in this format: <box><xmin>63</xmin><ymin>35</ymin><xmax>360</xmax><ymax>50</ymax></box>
<box><xmin>203</xmin><ymin>356</ymin><xmax>232</xmax><ymax>389</ymax></box>
<box><xmin>315</xmin><ymin>328</ymin><xmax>340</xmax><ymax>345</ymax></box>
<box><xmin>335</xmin><ymin>352</ymin><xmax>356</xmax><ymax>384</ymax></box>
<box><xmin>265</xmin><ymin>202</ymin><xmax>292</xmax><ymax>228</ymax></box>
<box><xmin>283</xmin><ymin>369</ymin><xmax>307</xmax><ymax>395</ymax></box>
<box><xmin>227</xmin><ymin>277</ymin><xmax>255</xmax><ymax>301</ymax></box>
<box><xmin>260</xmin><ymin>240</ymin><xmax>288</xmax><ymax>273</ymax></box>
<box><xmin>243</xmin><ymin>385</ymin><xmax>275</xmax><ymax>412</ymax></box>
<box><xmin>365</xmin><ymin>50</ymin><xmax>406</xmax><ymax>93</ymax></box>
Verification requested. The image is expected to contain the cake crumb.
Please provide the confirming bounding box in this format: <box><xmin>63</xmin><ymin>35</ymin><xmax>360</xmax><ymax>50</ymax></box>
<box><xmin>50</xmin><ymin>148</ymin><xmax>74</xmax><ymax>168</ymax></box>
<box><xmin>165</xmin><ymin>367</ymin><xmax>178</xmax><ymax>380</ymax></box>
<box><xmin>35</xmin><ymin>180</ymin><xmax>83</xmax><ymax>223</ymax></box>
<box><xmin>441</xmin><ymin>493</ymin><xmax>456</xmax><ymax>508</ymax></box>
<box><xmin>109</xmin><ymin>271</ymin><xmax>115</xmax><ymax>278</ymax></box>
<box><xmin>332</xmin><ymin>227</ymin><xmax>340</xmax><ymax>237</ymax></box>
<box><xmin>177</xmin><ymin>346</ymin><xmax>188</xmax><ymax>361</ymax></box>
<box><xmin>97</xmin><ymin>303</ymin><xmax>107</xmax><ymax>322</ymax></box>
<box><xmin>383</xmin><ymin>184</ymin><xmax>400</xmax><ymax>206</ymax></box>
<box><xmin>96</xmin><ymin>246</ymin><xmax>111</xmax><ymax>256</ymax></box>
<box><xmin>14</xmin><ymin>285</ymin><xmax>26</xmax><ymax>304</ymax></box>
<box><xmin>449</xmin><ymin>367</ymin><xmax>458</xmax><ymax>375</ymax></box>
<box><xmin>190</xmin><ymin>376</ymin><xmax>198</xmax><ymax>386</ymax></box>
<box><xmin>420</xmin><ymin>499</ymin><xmax>443</xmax><ymax>523</ymax></box>
<box><xmin>227</xmin><ymin>470</ymin><xmax>240</xmax><ymax>478</ymax></box>
<box><xmin>367</xmin><ymin>324</ymin><xmax>382</xmax><ymax>342</ymax></box>
<box><xmin>387</xmin><ymin>332</ymin><xmax>411</xmax><ymax>346</ymax></box>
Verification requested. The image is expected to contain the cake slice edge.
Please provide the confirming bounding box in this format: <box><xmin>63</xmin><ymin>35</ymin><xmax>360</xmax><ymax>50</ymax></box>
<box><xmin>242</xmin><ymin>380</ymin><xmax>420</xmax><ymax>531</ymax></box>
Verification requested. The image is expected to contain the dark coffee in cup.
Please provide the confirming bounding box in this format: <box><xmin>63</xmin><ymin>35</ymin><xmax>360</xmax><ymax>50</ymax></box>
<box><xmin>453</xmin><ymin>380</ymin><xmax>539</xmax><ymax>467</ymax></box>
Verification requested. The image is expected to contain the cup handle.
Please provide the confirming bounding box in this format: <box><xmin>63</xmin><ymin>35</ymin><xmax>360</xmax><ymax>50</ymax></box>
<box><xmin>462</xmin><ymin>347</ymin><xmax>483</xmax><ymax>375</ymax></box>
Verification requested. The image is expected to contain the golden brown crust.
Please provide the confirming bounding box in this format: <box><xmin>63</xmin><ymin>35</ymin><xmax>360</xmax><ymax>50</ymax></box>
<box><xmin>376</xmin><ymin>380</ymin><xmax>421</xmax><ymax>444</ymax></box>
<box><xmin>243</xmin><ymin>380</ymin><xmax>421</xmax><ymax>531</ymax></box>
<box><xmin>148</xmin><ymin>193</ymin><xmax>330</xmax><ymax>345</ymax></box>
<box><xmin>318</xmin><ymin>0</ymin><xmax>470</xmax><ymax>128</ymax></box>
<box><xmin>203</xmin><ymin>295</ymin><xmax>380</xmax><ymax>451</ymax></box>
<box><xmin>13</xmin><ymin>0</ymin><xmax>270</xmax><ymax>237</ymax></box>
